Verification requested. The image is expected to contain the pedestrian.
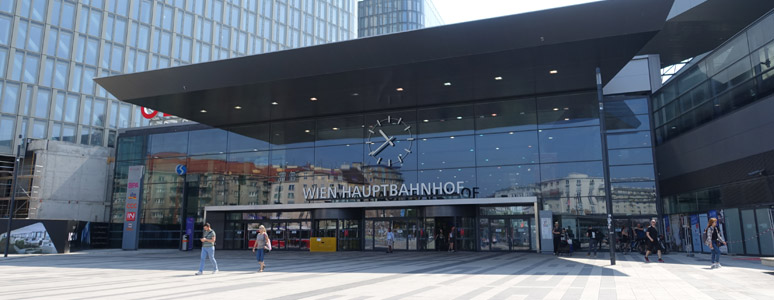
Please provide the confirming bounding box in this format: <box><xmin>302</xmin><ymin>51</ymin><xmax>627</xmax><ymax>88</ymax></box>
<box><xmin>620</xmin><ymin>225</ymin><xmax>631</xmax><ymax>253</ymax></box>
<box><xmin>195</xmin><ymin>223</ymin><xmax>218</xmax><ymax>275</ymax></box>
<box><xmin>552</xmin><ymin>222</ymin><xmax>561</xmax><ymax>255</ymax></box>
<box><xmin>705</xmin><ymin>217</ymin><xmax>726</xmax><ymax>269</ymax></box>
<box><xmin>448</xmin><ymin>226</ymin><xmax>456</xmax><ymax>252</ymax></box>
<box><xmin>437</xmin><ymin>228</ymin><xmax>445</xmax><ymax>251</ymax></box>
<box><xmin>645</xmin><ymin>219</ymin><xmax>664</xmax><ymax>263</ymax></box>
<box><xmin>386</xmin><ymin>227</ymin><xmax>394</xmax><ymax>253</ymax></box>
<box><xmin>586</xmin><ymin>226</ymin><xmax>600</xmax><ymax>257</ymax></box>
<box><xmin>251</xmin><ymin>225</ymin><xmax>272</xmax><ymax>272</ymax></box>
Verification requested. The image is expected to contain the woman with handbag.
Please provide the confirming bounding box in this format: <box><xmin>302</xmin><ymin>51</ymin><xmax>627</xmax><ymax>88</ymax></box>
<box><xmin>705</xmin><ymin>218</ymin><xmax>726</xmax><ymax>269</ymax></box>
<box><xmin>252</xmin><ymin>225</ymin><xmax>272</xmax><ymax>272</ymax></box>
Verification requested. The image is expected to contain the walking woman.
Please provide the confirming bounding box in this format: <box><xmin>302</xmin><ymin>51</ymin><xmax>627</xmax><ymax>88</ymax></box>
<box><xmin>705</xmin><ymin>217</ymin><xmax>726</xmax><ymax>269</ymax></box>
<box><xmin>251</xmin><ymin>225</ymin><xmax>272</xmax><ymax>272</ymax></box>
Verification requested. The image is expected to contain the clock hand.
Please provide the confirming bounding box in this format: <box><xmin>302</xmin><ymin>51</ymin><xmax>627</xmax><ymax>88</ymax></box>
<box><xmin>369</xmin><ymin>136</ymin><xmax>396</xmax><ymax>157</ymax></box>
<box><xmin>378</xmin><ymin>129</ymin><xmax>395</xmax><ymax>146</ymax></box>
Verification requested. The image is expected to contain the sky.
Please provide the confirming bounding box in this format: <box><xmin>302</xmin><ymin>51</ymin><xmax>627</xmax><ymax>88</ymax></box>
<box><xmin>432</xmin><ymin>0</ymin><xmax>602</xmax><ymax>25</ymax></box>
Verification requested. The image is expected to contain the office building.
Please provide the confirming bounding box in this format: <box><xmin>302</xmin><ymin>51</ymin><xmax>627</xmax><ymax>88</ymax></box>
<box><xmin>357</xmin><ymin>0</ymin><xmax>442</xmax><ymax>37</ymax></box>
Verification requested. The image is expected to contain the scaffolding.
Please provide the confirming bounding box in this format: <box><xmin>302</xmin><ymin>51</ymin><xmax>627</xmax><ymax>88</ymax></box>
<box><xmin>0</xmin><ymin>152</ymin><xmax>36</xmax><ymax>219</ymax></box>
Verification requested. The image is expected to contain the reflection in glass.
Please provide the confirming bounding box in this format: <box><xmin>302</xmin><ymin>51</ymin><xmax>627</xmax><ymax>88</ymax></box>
<box><xmin>476</xmin><ymin>165</ymin><xmax>540</xmax><ymax>198</ymax></box>
<box><xmin>418</xmin><ymin>105</ymin><xmax>474</xmax><ymax>138</ymax></box>
<box><xmin>149</xmin><ymin>131</ymin><xmax>188</xmax><ymax>157</ymax></box>
<box><xmin>418</xmin><ymin>135</ymin><xmax>474</xmax><ymax>169</ymax></box>
<box><xmin>417</xmin><ymin>168</ymin><xmax>476</xmax><ymax>198</ymax></box>
<box><xmin>606</xmin><ymin>114</ymin><xmax>650</xmax><ymax>132</ymax></box>
<box><xmin>476</xmin><ymin>131</ymin><xmax>538</xmax><ymax>167</ymax></box>
<box><xmin>475</xmin><ymin>98</ymin><xmax>537</xmax><ymax>133</ymax></box>
<box><xmin>146</xmin><ymin>156</ymin><xmax>185</xmax><ymax>185</ymax></box>
<box><xmin>187</xmin><ymin>154</ymin><xmax>227</xmax><ymax>178</ymax></box>
<box><xmin>365</xmin><ymin>139</ymin><xmax>416</xmax><ymax>170</ymax></box>
<box><xmin>537</xmin><ymin>92</ymin><xmax>598</xmax><ymax>129</ymax></box>
<box><xmin>188</xmin><ymin>129</ymin><xmax>227</xmax><ymax>155</ymax></box>
<box><xmin>271</xmin><ymin>120</ymin><xmax>315</xmax><ymax>149</ymax></box>
<box><xmin>539</xmin><ymin>161</ymin><xmax>603</xmax><ymax>182</ymax></box>
<box><xmin>610</xmin><ymin>164</ymin><xmax>655</xmax><ymax>182</ymax></box>
<box><xmin>271</xmin><ymin>148</ymin><xmax>314</xmax><ymax>170</ymax></box>
<box><xmin>316</xmin><ymin>115</ymin><xmax>364</xmax><ymax>146</ymax></box>
<box><xmin>315</xmin><ymin>144</ymin><xmax>364</xmax><ymax>170</ymax></box>
<box><xmin>608</xmin><ymin>148</ymin><xmax>653</xmax><ymax>165</ymax></box>
<box><xmin>539</xmin><ymin>127</ymin><xmax>601</xmax><ymax>163</ymax></box>
<box><xmin>607</xmin><ymin>131</ymin><xmax>651</xmax><ymax>149</ymax></box>
<box><xmin>227</xmin><ymin>123</ymin><xmax>270</xmax><ymax>152</ymax></box>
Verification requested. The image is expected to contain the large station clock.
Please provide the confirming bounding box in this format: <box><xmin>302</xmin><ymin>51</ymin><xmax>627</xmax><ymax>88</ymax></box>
<box><xmin>366</xmin><ymin>116</ymin><xmax>414</xmax><ymax>167</ymax></box>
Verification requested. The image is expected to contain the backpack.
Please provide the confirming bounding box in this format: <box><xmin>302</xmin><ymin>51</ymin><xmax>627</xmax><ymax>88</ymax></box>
<box><xmin>701</xmin><ymin>228</ymin><xmax>709</xmax><ymax>246</ymax></box>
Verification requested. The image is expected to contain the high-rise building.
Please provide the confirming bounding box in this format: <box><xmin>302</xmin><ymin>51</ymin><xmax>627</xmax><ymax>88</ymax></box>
<box><xmin>0</xmin><ymin>0</ymin><xmax>355</xmax><ymax>220</ymax></box>
<box><xmin>357</xmin><ymin>0</ymin><xmax>442</xmax><ymax>38</ymax></box>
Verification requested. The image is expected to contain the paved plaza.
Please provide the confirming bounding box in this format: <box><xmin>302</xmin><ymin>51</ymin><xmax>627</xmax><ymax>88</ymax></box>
<box><xmin>2</xmin><ymin>249</ymin><xmax>773</xmax><ymax>299</ymax></box>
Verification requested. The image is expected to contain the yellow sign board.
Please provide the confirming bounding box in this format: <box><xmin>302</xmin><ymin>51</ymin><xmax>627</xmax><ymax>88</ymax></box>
<box><xmin>309</xmin><ymin>237</ymin><xmax>336</xmax><ymax>252</ymax></box>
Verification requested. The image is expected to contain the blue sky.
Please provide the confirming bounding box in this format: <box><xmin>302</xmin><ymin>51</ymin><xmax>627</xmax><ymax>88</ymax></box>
<box><xmin>432</xmin><ymin>0</ymin><xmax>601</xmax><ymax>24</ymax></box>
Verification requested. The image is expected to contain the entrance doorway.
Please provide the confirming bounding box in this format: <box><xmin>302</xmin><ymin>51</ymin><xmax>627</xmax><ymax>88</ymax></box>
<box><xmin>479</xmin><ymin>217</ymin><xmax>534</xmax><ymax>251</ymax></box>
<box><xmin>244</xmin><ymin>221</ymin><xmax>311</xmax><ymax>251</ymax></box>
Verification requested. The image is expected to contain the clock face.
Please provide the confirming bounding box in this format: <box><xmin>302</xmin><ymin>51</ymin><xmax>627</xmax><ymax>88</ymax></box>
<box><xmin>366</xmin><ymin>115</ymin><xmax>414</xmax><ymax>167</ymax></box>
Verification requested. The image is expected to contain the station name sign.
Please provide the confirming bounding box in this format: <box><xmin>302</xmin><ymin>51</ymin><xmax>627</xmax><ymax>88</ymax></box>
<box><xmin>303</xmin><ymin>181</ymin><xmax>479</xmax><ymax>200</ymax></box>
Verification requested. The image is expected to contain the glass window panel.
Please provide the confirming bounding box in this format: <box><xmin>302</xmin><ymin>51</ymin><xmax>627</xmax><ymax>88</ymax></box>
<box><xmin>0</xmin><ymin>116</ymin><xmax>15</xmax><ymax>153</ymax></box>
<box><xmin>149</xmin><ymin>131</ymin><xmax>189</xmax><ymax>157</ymax></box>
<box><xmin>712</xmin><ymin>58</ymin><xmax>753</xmax><ymax>95</ymax></box>
<box><xmin>83</xmin><ymin>67</ymin><xmax>96</xmax><ymax>93</ymax></box>
<box><xmin>22</xmin><ymin>86</ymin><xmax>32</xmax><ymax>116</ymax></box>
<box><xmin>0</xmin><ymin>1</ymin><xmax>13</xmax><ymax>13</ymax></box>
<box><xmin>31</xmin><ymin>120</ymin><xmax>46</xmax><ymax>139</ymax></box>
<box><xmin>610</xmin><ymin>164</ymin><xmax>655</xmax><ymax>182</ymax></box>
<box><xmin>607</xmin><ymin>131</ymin><xmax>652</xmax><ymax>149</ymax></box>
<box><xmin>27</xmin><ymin>23</ymin><xmax>43</xmax><ymax>52</ymax></box>
<box><xmin>539</xmin><ymin>126</ymin><xmax>602</xmax><ymax>163</ymax></box>
<box><xmin>475</xmin><ymin>98</ymin><xmax>537</xmax><ymax>133</ymax></box>
<box><xmin>741</xmin><ymin>209</ymin><xmax>760</xmax><ymax>255</ymax></box>
<box><xmin>61</xmin><ymin>2</ymin><xmax>76</xmax><ymax>30</ymax></box>
<box><xmin>0</xmin><ymin>48</ymin><xmax>7</xmax><ymax>76</ymax></box>
<box><xmin>111</xmin><ymin>45</ymin><xmax>123</xmax><ymax>71</ymax></box>
<box><xmin>606</xmin><ymin>114</ymin><xmax>651</xmax><ymax>132</ymax></box>
<box><xmin>11</xmin><ymin>52</ymin><xmax>22</xmax><ymax>81</ymax></box>
<box><xmin>417</xmin><ymin>135</ymin><xmax>474</xmax><ymax>169</ymax></box>
<box><xmin>146</xmin><ymin>157</ymin><xmax>186</xmax><ymax>184</ymax></box>
<box><xmin>227</xmin><ymin>124</ymin><xmax>270</xmax><ymax>152</ymax></box>
<box><xmin>118</xmin><ymin>104</ymin><xmax>130</xmax><ymax>128</ymax></box>
<box><xmin>80</xmin><ymin>126</ymin><xmax>91</xmax><ymax>145</ymax></box>
<box><xmin>476</xmin><ymin>131</ymin><xmax>538</xmax><ymax>167</ymax></box>
<box><xmin>270</xmin><ymin>148</ymin><xmax>314</xmax><ymax>171</ymax></box>
<box><xmin>15</xmin><ymin>21</ymin><xmax>27</xmax><ymax>49</ymax></box>
<box><xmin>0</xmin><ymin>15</ymin><xmax>12</xmax><ymax>45</ymax></box>
<box><xmin>417</xmin><ymin>168</ymin><xmax>476</xmax><ymax>197</ymax></box>
<box><xmin>676</xmin><ymin>64</ymin><xmax>709</xmax><ymax>94</ymax></box>
<box><xmin>753</xmin><ymin>40</ymin><xmax>774</xmax><ymax>76</ymax></box>
<box><xmin>1</xmin><ymin>82</ymin><xmax>19</xmax><ymax>114</ymax></box>
<box><xmin>114</xmin><ymin>136</ymin><xmax>146</xmax><ymax>162</ymax></box>
<box><xmin>51</xmin><ymin>123</ymin><xmax>61</xmax><ymax>141</ymax></box>
<box><xmin>23</xmin><ymin>54</ymin><xmax>40</xmax><ymax>84</ymax></box>
<box><xmin>92</xmin><ymin>98</ymin><xmax>105</xmax><ymax>126</ymax></box>
<box><xmin>108</xmin><ymin>130</ymin><xmax>116</xmax><ymax>148</ymax></box>
<box><xmin>114</xmin><ymin>18</ymin><xmax>126</xmax><ymax>44</ymax></box>
<box><xmin>64</xmin><ymin>94</ymin><xmax>78</xmax><ymax>123</ymax></box>
<box><xmin>227</xmin><ymin>151</ymin><xmax>270</xmax><ymax>176</ymax></box>
<box><xmin>54</xmin><ymin>93</ymin><xmax>64</xmax><ymax>121</ymax></box>
<box><xmin>316</xmin><ymin>115</ymin><xmax>364</xmax><ymax>146</ymax></box>
<box><xmin>540</xmin><ymin>161</ymin><xmax>604</xmax><ymax>182</ymax></box>
<box><xmin>62</xmin><ymin>124</ymin><xmax>76</xmax><ymax>142</ymax></box>
<box><xmin>89</xmin><ymin>10</ymin><xmax>102</xmax><ymax>37</ymax></box>
<box><xmin>608</xmin><ymin>148</ymin><xmax>653</xmax><ymax>166</ymax></box>
<box><xmin>707</xmin><ymin>33</ymin><xmax>750</xmax><ymax>76</ymax></box>
<box><xmin>188</xmin><ymin>129</ymin><xmax>228</xmax><ymax>155</ymax></box>
<box><xmin>417</xmin><ymin>105</ymin><xmax>473</xmax><ymax>138</ymax></box>
<box><xmin>57</xmin><ymin>31</ymin><xmax>73</xmax><ymax>59</ymax></box>
<box><xmin>187</xmin><ymin>154</ymin><xmax>228</xmax><ymax>178</ymax></box>
<box><xmin>81</xmin><ymin>97</ymin><xmax>92</xmax><ymax>125</ymax></box>
<box><xmin>108</xmin><ymin>101</ymin><xmax>117</xmax><ymax>128</ymax></box>
<box><xmin>537</xmin><ymin>92</ymin><xmax>599</xmax><ymax>129</ymax></box>
<box><xmin>476</xmin><ymin>165</ymin><xmax>540</xmax><ymax>198</ymax></box>
<box><xmin>35</xmin><ymin>88</ymin><xmax>50</xmax><ymax>118</ymax></box>
<box><xmin>105</xmin><ymin>16</ymin><xmax>113</xmax><ymax>41</ymax></box>
<box><xmin>86</xmin><ymin>38</ymin><xmax>99</xmax><ymax>65</ymax></box>
<box><xmin>46</xmin><ymin>29</ymin><xmax>57</xmax><ymax>56</ymax></box>
<box><xmin>270</xmin><ymin>120</ymin><xmax>315</xmax><ymax>149</ymax></box>
<box><xmin>315</xmin><ymin>144</ymin><xmax>364</xmax><ymax>170</ymax></box>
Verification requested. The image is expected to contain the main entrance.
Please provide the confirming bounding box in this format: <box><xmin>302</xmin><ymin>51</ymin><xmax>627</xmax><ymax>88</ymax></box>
<box><xmin>243</xmin><ymin>221</ymin><xmax>311</xmax><ymax>250</ymax></box>
<box><xmin>479</xmin><ymin>217</ymin><xmax>535</xmax><ymax>251</ymax></box>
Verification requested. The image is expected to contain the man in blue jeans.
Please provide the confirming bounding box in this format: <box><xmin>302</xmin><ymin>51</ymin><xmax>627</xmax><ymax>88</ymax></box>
<box><xmin>195</xmin><ymin>223</ymin><xmax>218</xmax><ymax>275</ymax></box>
<box><xmin>586</xmin><ymin>226</ymin><xmax>600</xmax><ymax>257</ymax></box>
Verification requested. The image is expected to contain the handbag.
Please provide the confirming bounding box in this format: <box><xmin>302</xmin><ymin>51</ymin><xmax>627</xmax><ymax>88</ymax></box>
<box><xmin>263</xmin><ymin>233</ymin><xmax>272</xmax><ymax>252</ymax></box>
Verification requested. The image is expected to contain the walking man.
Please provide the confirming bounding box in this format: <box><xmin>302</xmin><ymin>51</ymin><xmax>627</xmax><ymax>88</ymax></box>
<box><xmin>645</xmin><ymin>219</ymin><xmax>664</xmax><ymax>263</ymax></box>
<box><xmin>386</xmin><ymin>227</ymin><xmax>394</xmax><ymax>253</ymax></box>
<box><xmin>195</xmin><ymin>223</ymin><xmax>219</xmax><ymax>275</ymax></box>
<box><xmin>586</xmin><ymin>226</ymin><xmax>600</xmax><ymax>257</ymax></box>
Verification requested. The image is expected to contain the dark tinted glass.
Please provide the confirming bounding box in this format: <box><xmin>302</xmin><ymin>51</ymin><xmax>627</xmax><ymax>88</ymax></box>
<box><xmin>271</xmin><ymin>147</ymin><xmax>314</xmax><ymax>170</ymax></box>
<box><xmin>227</xmin><ymin>123</ymin><xmax>270</xmax><ymax>152</ymax></box>
<box><xmin>418</xmin><ymin>135</ymin><xmax>475</xmax><ymax>169</ymax></box>
<box><xmin>146</xmin><ymin>156</ymin><xmax>186</xmax><ymax>185</ymax></box>
<box><xmin>609</xmin><ymin>148</ymin><xmax>653</xmax><ymax>165</ymax></box>
<box><xmin>117</xmin><ymin>135</ymin><xmax>146</xmax><ymax>161</ymax></box>
<box><xmin>188</xmin><ymin>129</ymin><xmax>227</xmax><ymax>155</ymax></box>
<box><xmin>605</xmin><ymin>97</ymin><xmax>649</xmax><ymax>114</ymax></box>
<box><xmin>537</xmin><ymin>92</ymin><xmax>598</xmax><ymax>129</ymax></box>
<box><xmin>315</xmin><ymin>144</ymin><xmax>364</xmax><ymax>170</ymax></box>
<box><xmin>476</xmin><ymin>131</ymin><xmax>538</xmax><ymax>166</ymax></box>
<box><xmin>187</xmin><ymin>154</ymin><xmax>227</xmax><ymax>178</ymax></box>
<box><xmin>271</xmin><ymin>120</ymin><xmax>315</xmax><ymax>149</ymax></box>
<box><xmin>611</xmin><ymin>181</ymin><xmax>656</xmax><ymax>199</ymax></box>
<box><xmin>476</xmin><ymin>165</ymin><xmax>540</xmax><ymax>197</ymax></box>
<box><xmin>417</xmin><ymin>168</ymin><xmax>476</xmax><ymax>195</ymax></box>
<box><xmin>364</xmin><ymin>110</ymin><xmax>416</xmax><ymax>141</ymax></box>
<box><xmin>607</xmin><ymin>131</ymin><xmax>652</xmax><ymax>149</ymax></box>
<box><xmin>227</xmin><ymin>151</ymin><xmax>269</xmax><ymax>176</ymax></box>
<box><xmin>538</xmin><ymin>126</ymin><xmax>601</xmax><ymax>163</ymax></box>
<box><xmin>149</xmin><ymin>131</ymin><xmax>188</xmax><ymax>157</ymax></box>
<box><xmin>606</xmin><ymin>114</ymin><xmax>650</xmax><ymax>132</ymax></box>
<box><xmin>316</xmin><ymin>115</ymin><xmax>364</xmax><ymax>146</ymax></box>
<box><xmin>364</xmin><ymin>139</ymin><xmax>417</xmax><ymax>170</ymax></box>
<box><xmin>475</xmin><ymin>98</ymin><xmax>537</xmax><ymax>133</ymax></box>
<box><xmin>417</xmin><ymin>105</ymin><xmax>474</xmax><ymax>138</ymax></box>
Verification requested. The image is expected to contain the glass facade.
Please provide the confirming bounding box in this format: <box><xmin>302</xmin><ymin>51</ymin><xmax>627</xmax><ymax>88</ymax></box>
<box><xmin>111</xmin><ymin>91</ymin><xmax>659</xmax><ymax>248</ymax></box>
<box><xmin>357</xmin><ymin>0</ymin><xmax>443</xmax><ymax>38</ymax></box>
<box><xmin>0</xmin><ymin>0</ymin><xmax>355</xmax><ymax>156</ymax></box>
<box><xmin>652</xmin><ymin>11</ymin><xmax>774</xmax><ymax>145</ymax></box>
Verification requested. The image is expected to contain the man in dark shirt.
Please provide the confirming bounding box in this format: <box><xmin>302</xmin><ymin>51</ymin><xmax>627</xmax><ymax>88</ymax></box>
<box><xmin>644</xmin><ymin>219</ymin><xmax>664</xmax><ymax>263</ymax></box>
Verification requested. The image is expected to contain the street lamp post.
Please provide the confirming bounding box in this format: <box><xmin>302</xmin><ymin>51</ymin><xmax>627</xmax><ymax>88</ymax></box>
<box><xmin>4</xmin><ymin>135</ymin><xmax>23</xmax><ymax>258</ymax></box>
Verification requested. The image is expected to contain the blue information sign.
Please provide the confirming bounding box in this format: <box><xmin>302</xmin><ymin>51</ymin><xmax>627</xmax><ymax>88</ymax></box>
<box><xmin>175</xmin><ymin>164</ymin><xmax>187</xmax><ymax>176</ymax></box>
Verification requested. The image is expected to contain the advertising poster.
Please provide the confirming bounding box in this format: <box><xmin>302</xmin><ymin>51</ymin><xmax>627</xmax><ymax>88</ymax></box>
<box><xmin>699</xmin><ymin>214</ymin><xmax>709</xmax><ymax>253</ymax></box>
<box><xmin>0</xmin><ymin>222</ymin><xmax>57</xmax><ymax>254</ymax></box>
<box><xmin>122</xmin><ymin>165</ymin><xmax>144</xmax><ymax>250</ymax></box>
<box><xmin>690</xmin><ymin>214</ymin><xmax>702</xmax><ymax>253</ymax></box>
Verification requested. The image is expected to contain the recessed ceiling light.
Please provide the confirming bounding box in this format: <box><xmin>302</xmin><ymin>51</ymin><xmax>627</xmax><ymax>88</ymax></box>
<box><xmin>304</xmin><ymin>129</ymin><xmax>311</xmax><ymax>133</ymax></box>
<box><xmin>494</xmin><ymin>76</ymin><xmax>503</xmax><ymax>80</ymax></box>
<box><xmin>352</xmin><ymin>93</ymin><xmax>359</xmax><ymax>96</ymax></box>
<box><xmin>423</xmin><ymin>119</ymin><xmax>429</xmax><ymax>123</ymax></box>
<box><xmin>509</xmin><ymin>132</ymin><xmax>514</xmax><ymax>135</ymax></box>
<box><xmin>491</xmin><ymin>113</ymin><xmax>497</xmax><ymax>117</ymax></box>
<box><xmin>450</xmin><ymin>136</ymin><xmax>455</xmax><ymax>139</ymax></box>
<box><xmin>443</xmin><ymin>82</ymin><xmax>452</xmax><ymax>86</ymax></box>
<box><xmin>564</xmin><ymin>118</ymin><xmax>570</xmax><ymax>121</ymax></box>
<box><xmin>234</xmin><ymin>106</ymin><xmax>242</xmax><ymax>110</ymax></box>
<box><xmin>332</xmin><ymin>127</ymin><xmax>339</xmax><ymax>131</ymax></box>
<box><xmin>549</xmin><ymin>70</ymin><xmax>558</xmax><ymax>74</ymax></box>
<box><xmin>563</xmin><ymin>107</ymin><xmax>569</xmax><ymax>110</ymax></box>
<box><xmin>310</xmin><ymin>97</ymin><xmax>317</xmax><ymax>101</ymax></box>
<box><xmin>553</xmin><ymin>108</ymin><xmax>559</xmax><ymax>111</ymax></box>
<box><xmin>271</xmin><ymin>101</ymin><xmax>278</xmax><ymax>105</ymax></box>
<box><xmin>396</xmin><ymin>88</ymin><xmax>404</xmax><ymax>92</ymax></box>
<box><xmin>456</xmin><ymin>116</ymin><xmax>462</xmax><ymax>120</ymax></box>
<box><xmin>200</xmin><ymin>109</ymin><xmax>207</xmax><ymax>113</ymax></box>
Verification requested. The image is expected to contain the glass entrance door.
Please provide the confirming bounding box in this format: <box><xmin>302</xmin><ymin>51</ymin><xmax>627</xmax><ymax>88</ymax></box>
<box><xmin>268</xmin><ymin>222</ymin><xmax>286</xmax><ymax>250</ymax></box>
<box><xmin>490</xmin><ymin>219</ymin><xmax>509</xmax><ymax>251</ymax></box>
<box><xmin>287</xmin><ymin>221</ymin><xmax>311</xmax><ymax>250</ymax></box>
<box><xmin>373</xmin><ymin>221</ymin><xmax>390</xmax><ymax>251</ymax></box>
<box><xmin>511</xmin><ymin>218</ymin><xmax>531</xmax><ymax>251</ymax></box>
<box><xmin>338</xmin><ymin>219</ymin><xmax>361</xmax><ymax>251</ymax></box>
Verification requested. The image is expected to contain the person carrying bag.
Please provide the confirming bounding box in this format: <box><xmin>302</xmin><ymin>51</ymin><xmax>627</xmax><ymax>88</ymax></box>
<box><xmin>251</xmin><ymin>225</ymin><xmax>272</xmax><ymax>272</ymax></box>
